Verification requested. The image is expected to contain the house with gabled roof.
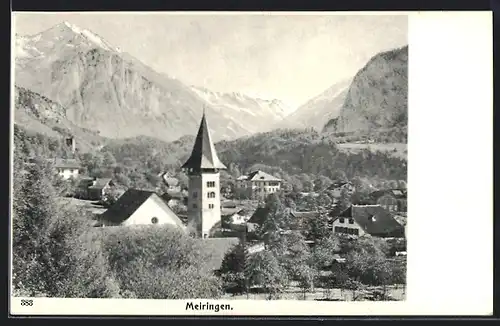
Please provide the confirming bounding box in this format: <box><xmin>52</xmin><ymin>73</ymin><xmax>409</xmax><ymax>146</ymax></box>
<box><xmin>159</xmin><ymin>172</ymin><xmax>181</xmax><ymax>192</ymax></box>
<box><xmin>48</xmin><ymin>158</ymin><xmax>81</xmax><ymax>180</ymax></box>
<box><xmin>325</xmin><ymin>180</ymin><xmax>356</xmax><ymax>199</ymax></box>
<box><xmin>97</xmin><ymin>189</ymin><xmax>185</xmax><ymax>229</ymax></box>
<box><xmin>369</xmin><ymin>189</ymin><xmax>407</xmax><ymax>212</ymax></box>
<box><xmin>76</xmin><ymin>177</ymin><xmax>118</xmax><ymax>201</ymax></box>
<box><xmin>331</xmin><ymin>204</ymin><xmax>405</xmax><ymax>238</ymax></box>
<box><xmin>236</xmin><ymin>170</ymin><xmax>282</xmax><ymax>200</ymax></box>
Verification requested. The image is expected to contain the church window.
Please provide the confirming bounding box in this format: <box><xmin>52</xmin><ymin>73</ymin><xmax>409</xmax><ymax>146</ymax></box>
<box><xmin>207</xmin><ymin>181</ymin><xmax>216</xmax><ymax>188</ymax></box>
<box><xmin>339</xmin><ymin>218</ymin><xmax>345</xmax><ymax>223</ymax></box>
<box><xmin>151</xmin><ymin>217</ymin><xmax>159</xmax><ymax>224</ymax></box>
<box><xmin>207</xmin><ymin>192</ymin><xmax>216</xmax><ymax>198</ymax></box>
<box><xmin>209</xmin><ymin>204</ymin><xmax>214</xmax><ymax>209</ymax></box>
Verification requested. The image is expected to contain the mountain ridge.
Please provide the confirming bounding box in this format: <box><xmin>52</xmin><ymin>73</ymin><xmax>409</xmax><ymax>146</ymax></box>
<box><xmin>14</xmin><ymin>22</ymin><xmax>290</xmax><ymax>142</ymax></box>
<box><xmin>323</xmin><ymin>45</ymin><xmax>408</xmax><ymax>138</ymax></box>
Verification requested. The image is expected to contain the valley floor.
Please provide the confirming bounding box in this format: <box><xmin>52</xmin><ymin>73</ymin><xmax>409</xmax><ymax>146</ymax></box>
<box><xmin>222</xmin><ymin>284</ymin><xmax>406</xmax><ymax>301</ymax></box>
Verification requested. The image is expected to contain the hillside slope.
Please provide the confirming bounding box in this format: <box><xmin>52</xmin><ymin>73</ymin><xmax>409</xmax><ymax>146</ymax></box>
<box><xmin>323</xmin><ymin>45</ymin><xmax>408</xmax><ymax>140</ymax></box>
<box><xmin>14</xmin><ymin>85</ymin><xmax>108</xmax><ymax>152</ymax></box>
<box><xmin>14</xmin><ymin>22</ymin><xmax>287</xmax><ymax>142</ymax></box>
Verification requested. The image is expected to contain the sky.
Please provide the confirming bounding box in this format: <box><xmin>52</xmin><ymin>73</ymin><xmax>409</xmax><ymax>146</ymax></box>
<box><xmin>14</xmin><ymin>12</ymin><xmax>408</xmax><ymax>111</ymax></box>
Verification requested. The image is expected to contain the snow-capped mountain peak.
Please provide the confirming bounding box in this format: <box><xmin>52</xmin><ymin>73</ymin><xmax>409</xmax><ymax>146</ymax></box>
<box><xmin>190</xmin><ymin>85</ymin><xmax>289</xmax><ymax>133</ymax></box>
<box><xmin>59</xmin><ymin>21</ymin><xmax>120</xmax><ymax>52</ymax></box>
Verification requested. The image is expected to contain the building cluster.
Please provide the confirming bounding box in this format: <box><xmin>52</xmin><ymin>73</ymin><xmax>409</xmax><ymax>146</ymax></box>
<box><xmin>47</xmin><ymin>113</ymin><xmax>407</xmax><ymax>256</ymax></box>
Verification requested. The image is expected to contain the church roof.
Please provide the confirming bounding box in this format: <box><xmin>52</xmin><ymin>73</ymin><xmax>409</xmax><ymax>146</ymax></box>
<box><xmin>182</xmin><ymin>113</ymin><xmax>227</xmax><ymax>170</ymax></box>
<box><xmin>99</xmin><ymin>189</ymin><xmax>184</xmax><ymax>228</ymax></box>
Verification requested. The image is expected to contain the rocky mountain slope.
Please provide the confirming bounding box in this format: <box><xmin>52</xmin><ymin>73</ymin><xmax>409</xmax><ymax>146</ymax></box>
<box><xmin>323</xmin><ymin>46</ymin><xmax>408</xmax><ymax>137</ymax></box>
<box><xmin>276</xmin><ymin>78</ymin><xmax>352</xmax><ymax>131</ymax></box>
<box><xmin>14</xmin><ymin>85</ymin><xmax>108</xmax><ymax>152</ymax></box>
<box><xmin>14</xmin><ymin>22</ymin><xmax>288</xmax><ymax>142</ymax></box>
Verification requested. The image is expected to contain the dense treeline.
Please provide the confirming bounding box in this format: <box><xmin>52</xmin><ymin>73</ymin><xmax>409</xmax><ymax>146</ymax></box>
<box><xmin>14</xmin><ymin>125</ymin><xmax>406</xmax><ymax>195</ymax></box>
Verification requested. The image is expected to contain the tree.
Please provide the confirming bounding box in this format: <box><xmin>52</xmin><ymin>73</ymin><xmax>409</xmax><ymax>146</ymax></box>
<box><xmin>344</xmin><ymin>237</ymin><xmax>391</xmax><ymax>286</ymax></box>
<box><xmin>337</xmin><ymin>188</ymin><xmax>352</xmax><ymax>211</ymax></box>
<box><xmin>247</xmin><ymin>250</ymin><xmax>288</xmax><ymax>299</ymax></box>
<box><xmin>216</xmin><ymin>243</ymin><xmax>246</xmax><ymax>294</ymax></box>
<box><xmin>313</xmin><ymin>176</ymin><xmax>332</xmax><ymax>192</ymax></box>
<box><xmin>296</xmin><ymin>264</ymin><xmax>316</xmax><ymax>300</ymax></box>
<box><xmin>258</xmin><ymin>194</ymin><xmax>291</xmax><ymax>244</ymax></box>
<box><xmin>12</xmin><ymin>159</ymin><xmax>117</xmax><ymax>297</ymax></box>
<box><xmin>101</xmin><ymin>187</ymin><xmax>123</xmax><ymax>207</ymax></box>
<box><xmin>312</xmin><ymin>235</ymin><xmax>342</xmax><ymax>270</ymax></box>
<box><xmin>307</xmin><ymin>212</ymin><xmax>331</xmax><ymax>241</ymax></box>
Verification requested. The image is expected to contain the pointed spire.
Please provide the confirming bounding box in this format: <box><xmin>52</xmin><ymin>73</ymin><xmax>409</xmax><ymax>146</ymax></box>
<box><xmin>182</xmin><ymin>111</ymin><xmax>227</xmax><ymax>171</ymax></box>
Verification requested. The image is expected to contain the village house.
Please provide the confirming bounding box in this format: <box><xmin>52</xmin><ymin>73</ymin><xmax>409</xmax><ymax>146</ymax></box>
<box><xmin>49</xmin><ymin>158</ymin><xmax>81</xmax><ymax>180</ymax></box>
<box><xmin>369</xmin><ymin>189</ymin><xmax>407</xmax><ymax>212</ymax></box>
<box><xmin>236</xmin><ymin>170</ymin><xmax>282</xmax><ymax>200</ymax></box>
<box><xmin>331</xmin><ymin>204</ymin><xmax>405</xmax><ymax>238</ymax></box>
<box><xmin>326</xmin><ymin>180</ymin><xmax>356</xmax><ymax>198</ymax></box>
<box><xmin>96</xmin><ymin>188</ymin><xmax>185</xmax><ymax>228</ymax></box>
<box><xmin>222</xmin><ymin>207</ymin><xmax>249</xmax><ymax>226</ymax></box>
<box><xmin>160</xmin><ymin>190</ymin><xmax>188</xmax><ymax>208</ymax></box>
<box><xmin>159</xmin><ymin>172</ymin><xmax>181</xmax><ymax>192</ymax></box>
<box><xmin>289</xmin><ymin>210</ymin><xmax>321</xmax><ymax>231</ymax></box>
<box><xmin>76</xmin><ymin>177</ymin><xmax>117</xmax><ymax>201</ymax></box>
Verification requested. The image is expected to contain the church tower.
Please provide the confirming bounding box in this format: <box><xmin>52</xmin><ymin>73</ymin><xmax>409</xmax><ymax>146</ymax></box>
<box><xmin>182</xmin><ymin>112</ymin><xmax>227</xmax><ymax>238</ymax></box>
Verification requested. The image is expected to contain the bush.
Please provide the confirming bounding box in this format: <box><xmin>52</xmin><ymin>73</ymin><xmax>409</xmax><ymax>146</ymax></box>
<box><xmin>99</xmin><ymin>225</ymin><xmax>223</xmax><ymax>299</ymax></box>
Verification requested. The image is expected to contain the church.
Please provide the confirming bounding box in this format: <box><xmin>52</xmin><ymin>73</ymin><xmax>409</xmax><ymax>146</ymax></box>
<box><xmin>182</xmin><ymin>112</ymin><xmax>227</xmax><ymax>239</ymax></box>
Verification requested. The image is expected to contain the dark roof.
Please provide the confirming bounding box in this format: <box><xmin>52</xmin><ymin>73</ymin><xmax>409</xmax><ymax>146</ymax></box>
<box><xmin>221</xmin><ymin>201</ymin><xmax>238</xmax><ymax>208</ymax></box>
<box><xmin>100</xmin><ymin>189</ymin><xmax>184</xmax><ymax>228</ymax></box>
<box><xmin>370</xmin><ymin>189</ymin><xmax>407</xmax><ymax>200</ymax></box>
<box><xmin>290</xmin><ymin>211</ymin><xmax>321</xmax><ymax>219</ymax></box>
<box><xmin>246</xmin><ymin>170</ymin><xmax>281</xmax><ymax>182</ymax></box>
<box><xmin>247</xmin><ymin>206</ymin><xmax>270</xmax><ymax>225</ymax></box>
<box><xmin>289</xmin><ymin>210</ymin><xmax>321</xmax><ymax>229</ymax></box>
<box><xmin>77</xmin><ymin>177</ymin><xmax>95</xmax><ymax>189</ymax></box>
<box><xmin>49</xmin><ymin>158</ymin><xmax>81</xmax><ymax>169</ymax></box>
<box><xmin>202</xmin><ymin>237</ymin><xmax>240</xmax><ymax>272</ymax></box>
<box><xmin>181</xmin><ymin>113</ymin><xmax>227</xmax><ymax>170</ymax></box>
<box><xmin>161</xmin><ymin>190</ymin><xmax>185</xmax><ymax>201</ymax></box>
<box><xmin>336</xmin><ymin>205</ymin><xmax>404</xmax><ymax>238</ymax></box>
<box><xmin>327</xmin><ymin>181</ymin><xmax>352</xmax><ymax>190</ymax></box>
<box><xmin>221</xmin><ymin>207</ymin><xmax>244</xmax><ymax>217</ymax></box>
<box><xmin>88</xmin><ymin>178</ymin><xmax>113</xmax><ymax>190</ymax></box>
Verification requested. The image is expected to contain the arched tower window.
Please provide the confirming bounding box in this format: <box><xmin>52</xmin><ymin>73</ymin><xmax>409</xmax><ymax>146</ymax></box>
<box><xmin>207</xmin><ymin>191</ymin><xmax>216</xmax><ymax>198</ymax></box>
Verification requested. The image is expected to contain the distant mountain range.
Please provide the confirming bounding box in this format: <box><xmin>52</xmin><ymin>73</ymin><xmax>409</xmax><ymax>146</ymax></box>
<box><xmin>14</xmin><ymin>21</ymin><xmax>408</xmax><ymax>145</ymax></box>
<box><xmin>14</xmin><ymin>22</ymin><xmax>290</xmax><ymax>142</ymax></box>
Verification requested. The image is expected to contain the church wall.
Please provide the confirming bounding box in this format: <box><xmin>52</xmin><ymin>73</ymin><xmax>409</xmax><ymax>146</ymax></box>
<box><xmin>123</xmin><ymin>195</ymin><xmax>184</xmax><ymax>228</ymax></box>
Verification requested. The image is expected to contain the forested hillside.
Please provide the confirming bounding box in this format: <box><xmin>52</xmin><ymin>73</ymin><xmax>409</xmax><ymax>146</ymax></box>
<box><xmin>15</xmin><ymin>124</ymin><xmax>406</xmax><ymax>195</ymax></box>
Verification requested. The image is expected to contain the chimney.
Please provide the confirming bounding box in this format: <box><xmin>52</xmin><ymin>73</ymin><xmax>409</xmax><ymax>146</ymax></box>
<box><xmin>65</xmin><ymin>137</ymin><xmax>76</xmax><ymax>154</ymax></box>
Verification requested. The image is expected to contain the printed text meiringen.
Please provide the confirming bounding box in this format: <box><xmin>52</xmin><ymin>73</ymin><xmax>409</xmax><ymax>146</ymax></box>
<box><xmin>185</xmin><ymin>301</ymin><xmax>233</xmax><ymax>312</ymax></box>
